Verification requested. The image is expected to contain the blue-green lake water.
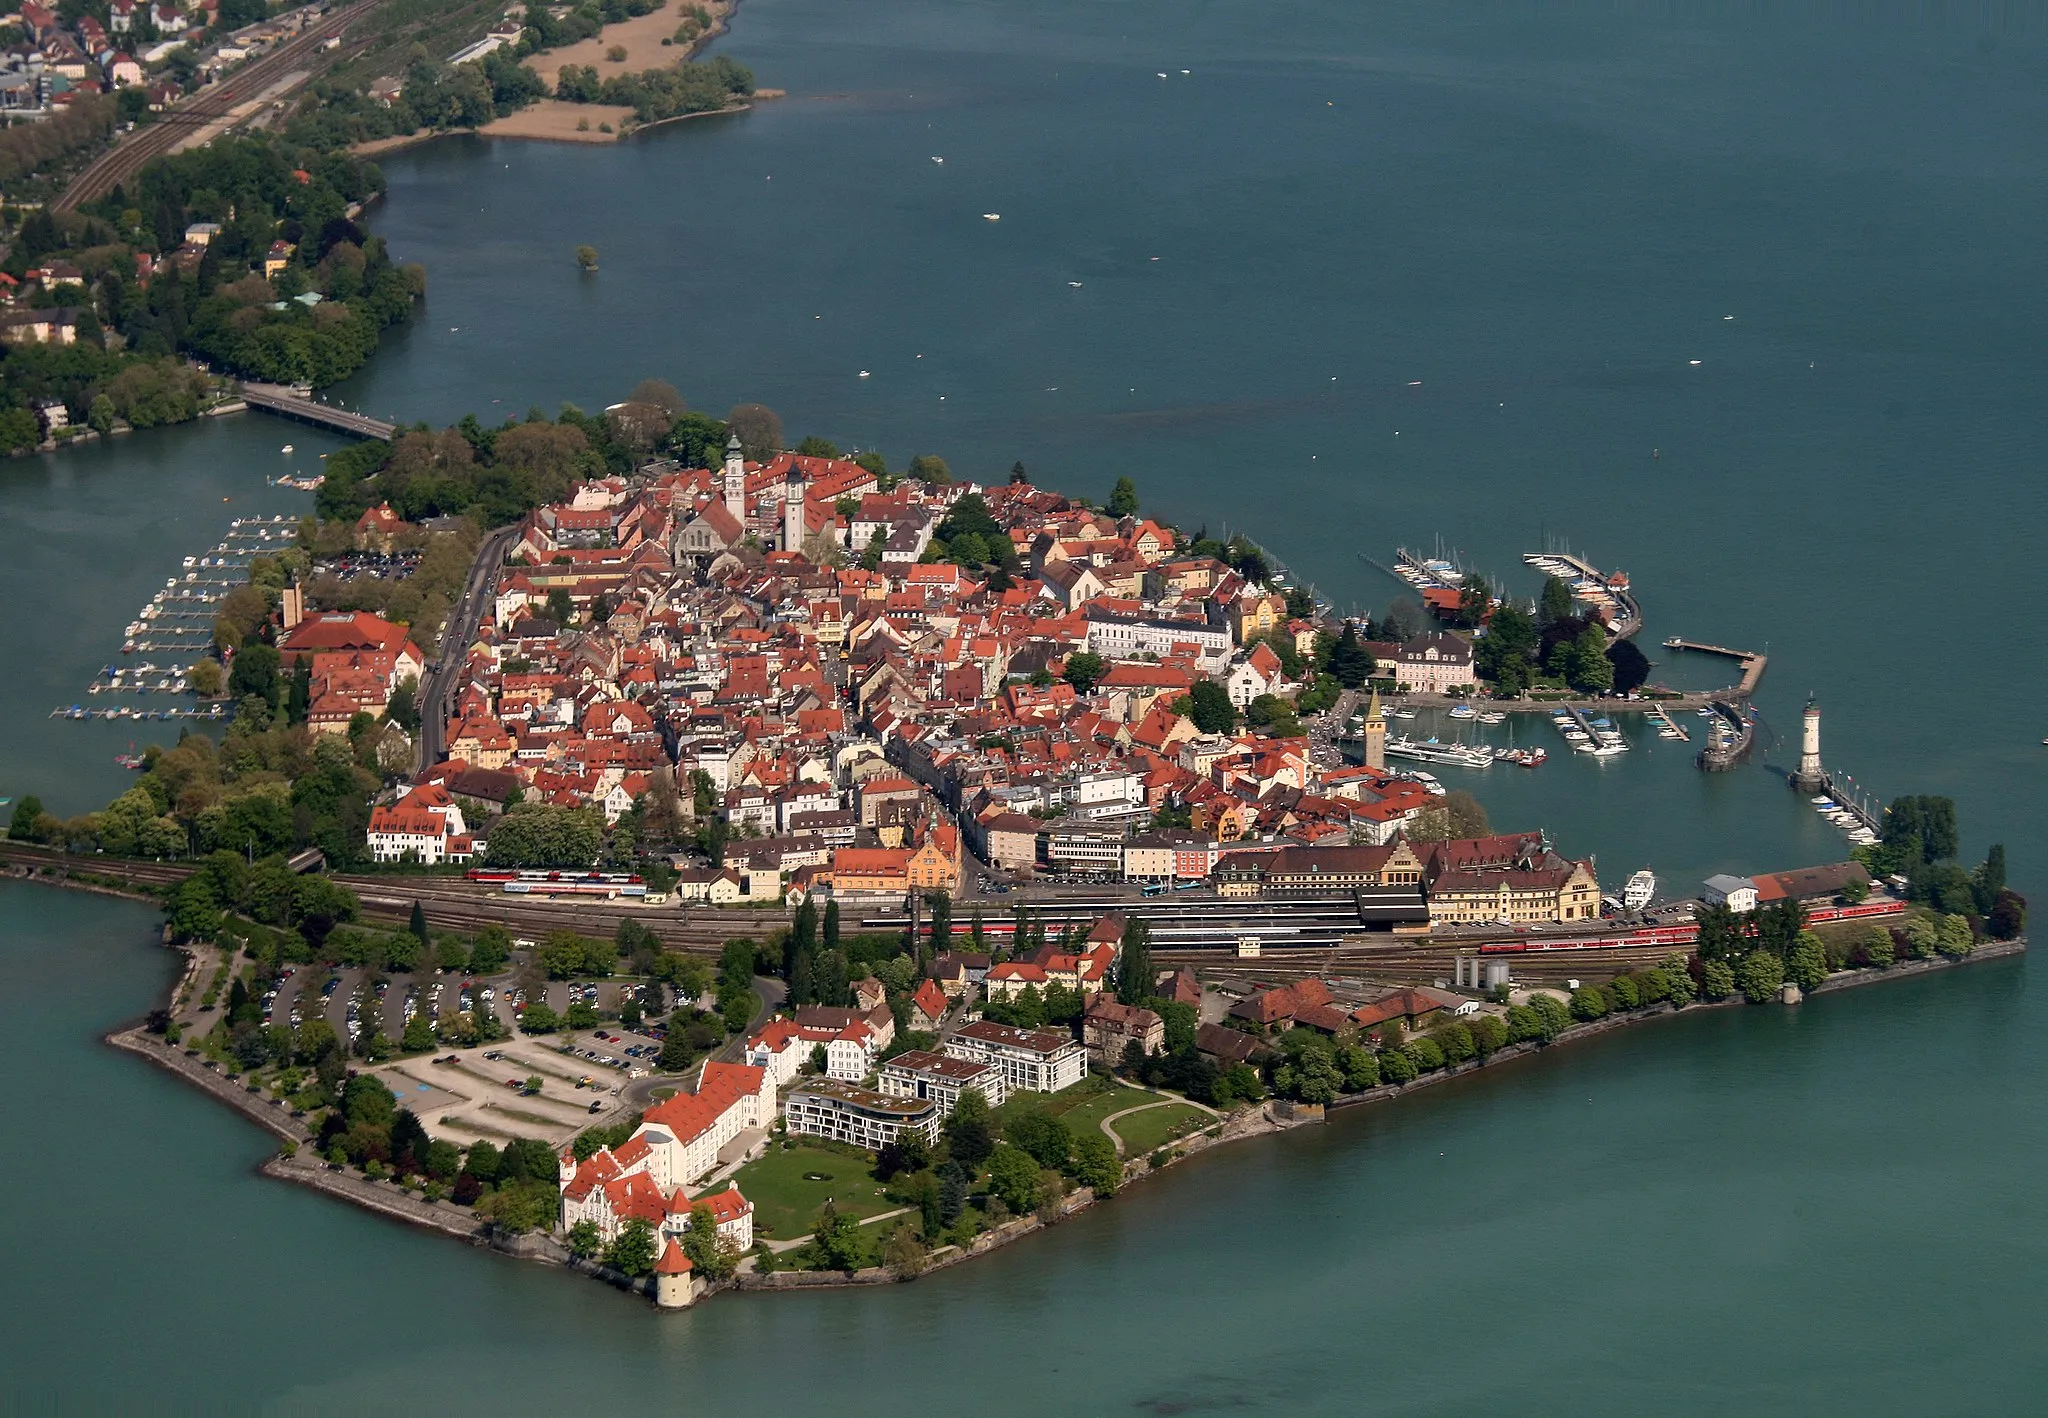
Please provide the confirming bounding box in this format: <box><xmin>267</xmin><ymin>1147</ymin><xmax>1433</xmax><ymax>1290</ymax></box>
<box><xmin>2</xmin><ymin>1</ymin><xmax>2043</xmax><ymax>1409</ymax></box>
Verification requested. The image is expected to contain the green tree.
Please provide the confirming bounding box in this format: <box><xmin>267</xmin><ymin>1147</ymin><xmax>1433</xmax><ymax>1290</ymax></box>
<box><xmin>1063</xmin><ymin>651</ymin><xmax>1107</xmax><ymax>693</ymax></box>
<box><xmin>1325</xmin><ymin>623</ymin><xmax>1377</xmax><ymax>688</ymax></box>
<box><xmin>1184</xmin><ymin>679</ymin><xmax>1238</xmax><ymax>734</ymax></box>
<box><xmin>1106</xmin><ymin>476</ymin><xmax>1138</xmax><ymax>518</ymax></box>
<box><xmin>1114</xmin><ymin>918</ymin><xmax>1154</xmax><ymax>1006</ymax></box>
<box><xmin>1787</xmin><ymin>931</ymin><xmax>1830</xmax><ymax>991</ymax></box>
<box><xmin>470</xmin><ymin>925</ymin><xmax>512</xmax><ymax>975</ymax></box>
<box><xmin>1973</xmin><ymin>844</ymin><xmax>2008</xmax><ymax>914</ymax></box>
<box><xmin>1936</xmin><ymin>913</ymin><xmax>1975</xmax><ymax>958</ymax></box>
<box><xmin>8</xmin><ymin>795</ymin><xmax>46</xmax><ymax>841</ymax></box>
<box><xmin>1569</xmin><ymin>986</ymin><xmax>1610</xmax><ymax>1021</ymax></box>
<box><xmin>811</xmin><ymin>1201</ymin><xmax>866</xmax><ymax>1271</ymax></box>
<box><xmin>1699</xmin><ymin>958</ymin><xmax>1735</xmax><ymax>1000</ymax></box>
<box><xmin>603</xmin><ymin>1218</ymin><xmax>658</xmax><ymax>1276</ymax></box>
<box><xmin>682</xmin><ymin>1203</ymin><xmax>740</xmax><ymax>1278</ymax></box>
<box><xmin>228</xmin><ymin>643</ymin><xmax>282</xmax><ymax>707</ymax></box>
<box><xmin>1736</xmin><ymin>950</ymin><xmax>1785</xmax><ymax>1003</ymax></box>
<box><xmin>1293</xmin><ymin>1046</ymin><xmax>1342</xmax><ymax>1103</ymax></box>
<box><xmin>1071</xmin><ymin>1131</ymin><xmax>1120</xmax><ymax>1195</ymax></box>
<box><xmin>944</xmin><ymin>1087</ymin><xmax>993</xmax><ymax>1169</ymax></box>
<box><xmin>1537</xmin><ymin>575</ymin><xmax>1575</xmax><ymax>628</ymax></box>
<box><xmin>566</xmin><ymin>1219</ymin><xmax>603</xmax><ymax>1258</ymax></box>
<box><xmin>1988</xmin><ymin>890</ymin><xmax>2027</xmax><ymax>941</ymax></box>
<box><xmin>986</xmin><ymin>1143</ymin><xmax>1041</xmax><ymax>1214</ymax></box>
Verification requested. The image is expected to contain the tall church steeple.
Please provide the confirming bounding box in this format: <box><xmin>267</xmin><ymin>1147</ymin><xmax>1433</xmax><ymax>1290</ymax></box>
<box><xmin>723</xmin><ymin>433</ymin><xmax>746</xmax><ymax>523</ymax></box>
<box><xmin>1363</xmin><ymin>686</ymin><xmax>1386</xmax><ymax>772</ymax></box>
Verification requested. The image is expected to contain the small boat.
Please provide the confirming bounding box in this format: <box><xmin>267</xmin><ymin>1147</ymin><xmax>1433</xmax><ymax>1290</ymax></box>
<box><xmin>982</xmin><ymin>213</ymin><xmax>1002</xmax><ymax>221</ymax></box>
<box><xmin>1478</xmin><ymin>711</ymin><xmax>1507</xmax><ymax>724</ymax></box>
<box><xmin>281</xmin><ymin>443</ymin><xmax>294</xmax><ymax>454</ymax></box>
<box><xmin>858</xmin><ymin>371</ymin><xmax>871</xmax><ymax>378</ymax></box>
<box><xmin>1448</xmin><ymin>704</ymin><xmax>1477</xmax><ymax>719</ymax></box>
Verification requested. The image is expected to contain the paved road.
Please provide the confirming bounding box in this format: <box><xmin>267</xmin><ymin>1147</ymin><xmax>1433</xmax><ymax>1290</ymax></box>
<box><xmin>417</xmin><ymin>525</ymin><xmax>517</xmax><ymax>773</ymax></box>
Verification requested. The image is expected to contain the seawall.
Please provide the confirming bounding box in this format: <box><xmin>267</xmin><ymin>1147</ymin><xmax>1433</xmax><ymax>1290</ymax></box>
<box><xmin>102</xmin><ymin>936</ymin><xmax>2024</xmax><ymax>1305</ymax></box>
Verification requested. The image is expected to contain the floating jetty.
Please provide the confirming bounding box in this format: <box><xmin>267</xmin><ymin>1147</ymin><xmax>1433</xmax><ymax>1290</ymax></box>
<box><xmin>88</xmin><ymin>515</ymin><xmax>300</xmax><ymax>715</ymax></box>
<box><xmin>1523</xmin><ymin>550</ymin><xmax>1641</xmax><ymax>639</ymax></box>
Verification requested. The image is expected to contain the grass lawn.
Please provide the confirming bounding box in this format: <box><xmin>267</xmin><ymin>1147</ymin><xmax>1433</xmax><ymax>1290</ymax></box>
<box><xmin>1052</xmin><ymin>1085</ymin><xmax>1168</xmax><ymax>1137</ymax></box>
<box><xmin>1109</xmin><ymin>1103</ymin><xmax>1212</xmax><ymax>1156</ymax></box>
<box><xmin>729</xmin><ymin>1143</ymin><xmax>896</xmax><ymax>1240</ymax></box>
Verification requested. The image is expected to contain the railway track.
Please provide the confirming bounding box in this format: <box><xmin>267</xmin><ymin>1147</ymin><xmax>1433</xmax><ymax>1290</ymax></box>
<box><xmin>54</xmin><ymin>4</ymin><xmax>365</xmax><ymax>213</ymax></box>
<box><xmin>1</xmin><ymin>846</ymin><xmax>1710</xmax><ymax>981</ymax></box>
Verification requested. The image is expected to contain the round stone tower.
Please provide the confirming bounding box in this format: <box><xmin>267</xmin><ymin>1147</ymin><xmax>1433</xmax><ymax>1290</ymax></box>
<box><xmin>1791</xmin><ymin>696</ymin><xmax>1825</xmax><ymax>792</ymax></box>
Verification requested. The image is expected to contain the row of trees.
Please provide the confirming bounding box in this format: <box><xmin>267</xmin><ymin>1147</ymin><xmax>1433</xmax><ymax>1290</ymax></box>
<box><xmin>555</xmin><ymin>54</ymin><xmax>755</xmax><ymax>121</ymax></box>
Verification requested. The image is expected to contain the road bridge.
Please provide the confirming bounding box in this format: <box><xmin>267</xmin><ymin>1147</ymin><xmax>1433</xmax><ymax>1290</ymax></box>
<box><xmin>239</xmin><ymin>382</ymin><xmax>396</xmax><ymax>441</ymax></box>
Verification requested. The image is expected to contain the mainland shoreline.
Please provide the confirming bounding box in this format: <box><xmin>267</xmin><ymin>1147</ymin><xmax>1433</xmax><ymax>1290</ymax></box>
<box><xmin>96</xmin><ymin>913</ymin><xmax>2026</xmax><ymax>1307</ymax></box>
<box><xmin>354</xmin><ymin>0</ymin><xmax>770</xmax><ymax>157</ymax></box>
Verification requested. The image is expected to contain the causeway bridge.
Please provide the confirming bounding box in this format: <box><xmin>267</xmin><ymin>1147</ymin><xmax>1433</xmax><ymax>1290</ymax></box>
<box><xmin>239</xmin><ymin>382</ymin><xmax>397</xmax><ymax>442</ymax></box>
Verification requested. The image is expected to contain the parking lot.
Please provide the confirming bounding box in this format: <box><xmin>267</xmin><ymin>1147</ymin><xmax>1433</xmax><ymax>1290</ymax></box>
<box><xmin>359</xmin><ymin>1020</ymin><xmax>668</xmax><ymax>1151</ymax></box>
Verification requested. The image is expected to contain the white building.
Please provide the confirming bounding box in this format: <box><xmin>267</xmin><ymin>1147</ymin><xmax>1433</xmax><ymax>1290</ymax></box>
<box><xmin>744</xmin><ymin>1016</ymin><xmax>878</xmax><ymax>1085</ymax></box>
<box><xmin>559</xmin><ymin>1063</ymin><xmax>773</xmax><ymax>1241</ymax></box>
<box><xmin>1702</xmin><ymin>874</ymin><xmax>1760</xmax><ymax>912</ymax></box>
<box><xmin>876</xmin><ymin>1048</ymin><xmax>1008</xmax><ymax>1113</ymax></box>
<box><xmin>1083</xmin><ymin>608</ymin><xmax>1232</xmax><ymax>672</ymax></box>
<box><xmin>945</xmin><ymin>1020</ymin><xmax>1089</xmax><ymax>1094</ymax></box>
<box><xmin>1394</xmin><ymin>632</ymin><xmax>1476</xmax><ymax>694</ymax></box>
<box><xmin>784</xmin><ymin>1079</ymin><xmax>942</xmax><ymax>1151</ymax></box>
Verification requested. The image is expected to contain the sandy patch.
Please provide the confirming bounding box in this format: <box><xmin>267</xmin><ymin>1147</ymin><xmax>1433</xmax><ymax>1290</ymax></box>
<box><xmin>524</xmin><ymin>0</ymin><xmax>733</xmax><ymax>90</ymax></box>
<box><xmin>478</xmin><ymin>101</ymin><xmax>639</xmax><ymax>142</ymax></box>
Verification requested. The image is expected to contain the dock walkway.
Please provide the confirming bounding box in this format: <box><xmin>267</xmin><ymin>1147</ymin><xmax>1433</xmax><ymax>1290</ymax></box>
<box><xmin>1662</xmin><ymin>638</ymin><xmax>1768</xmax><ymax>698</ymax></box>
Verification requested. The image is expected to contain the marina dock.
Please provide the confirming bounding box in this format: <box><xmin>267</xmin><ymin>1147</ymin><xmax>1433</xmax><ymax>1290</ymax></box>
<box><xmin>1523</xmin><ymin>550</ymin><xmax>1641</xmax><ymax>639</ymax></box>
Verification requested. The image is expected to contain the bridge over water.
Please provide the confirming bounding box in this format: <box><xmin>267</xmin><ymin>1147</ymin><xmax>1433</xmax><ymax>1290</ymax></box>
<box><xmin>238</xmin><ymin>382</ymin><xmax>397</xmax><ymax>442</ymax></box>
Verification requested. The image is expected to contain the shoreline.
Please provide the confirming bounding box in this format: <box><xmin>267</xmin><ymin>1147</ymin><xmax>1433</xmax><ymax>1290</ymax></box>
<box><xmin>102</xmin><ymin>934</ymin><xmax>2025</xmax><ymax>1305</ymax></box>
<box><xmin>354</xmin><ymin>0</ymin><xmax>764</xmax><ymax>157</ymax></box>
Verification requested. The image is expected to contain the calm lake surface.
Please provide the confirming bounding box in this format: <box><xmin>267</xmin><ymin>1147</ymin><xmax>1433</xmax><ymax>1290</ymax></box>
<box><xmin>2</xmin><ymin>1</ymin><xmax>2043</xmax><ymax>1409</ymax></box>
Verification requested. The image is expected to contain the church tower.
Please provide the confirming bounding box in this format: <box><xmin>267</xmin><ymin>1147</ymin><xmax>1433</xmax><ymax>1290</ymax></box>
<box><xmin>722</xmin><ymin>433</ymin><xmax>746</xmax><ymax>524</ymax></box>
<box><xmin>782</xmin><ymin>467</ymin><xmax>806</xmax><ymax>553</ymax></box>
<box><xmin>1363</xmin><ymin>686</ymin><xmax>1386</xmax><ymax>772</ymax></box>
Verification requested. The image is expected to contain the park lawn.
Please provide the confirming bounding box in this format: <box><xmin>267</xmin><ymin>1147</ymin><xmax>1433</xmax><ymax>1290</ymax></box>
<box><xmin>1109</xmin><ymin>1102</ymin><xmax>1212</xmax><ymax>1156</ymax></box>
<box><xmin>729</xmin><ymin>1143</ymin><xmax>895</xmax><ymax>1240</ymax></box>
<box><xmin>1054</xmin><ymin>1085</ymin><xmax>1170</xmax><ymax>1137</ymax></box>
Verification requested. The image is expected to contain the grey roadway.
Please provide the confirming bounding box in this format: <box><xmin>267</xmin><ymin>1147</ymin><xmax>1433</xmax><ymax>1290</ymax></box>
<box><xmin>416</xmin><ymin>526</ymin><xmax>519</xmax><ymax>773</ymax></box>
<box><xmin>616</xmin><ymin>974</ymin><xmax>787</xmax><ymax>1115</ymax></box>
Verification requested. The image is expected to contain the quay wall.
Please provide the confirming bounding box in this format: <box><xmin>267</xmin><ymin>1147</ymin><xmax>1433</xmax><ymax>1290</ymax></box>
<box><xmin>103</xmin><ymin>921</ymin><xmax>2024</xmax><ymax>1306</ymax></box>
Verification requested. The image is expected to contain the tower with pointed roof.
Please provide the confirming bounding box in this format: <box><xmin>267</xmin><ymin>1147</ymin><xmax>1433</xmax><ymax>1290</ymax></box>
<box><xmin>1363</xmin><ymin>687</ymin><xmax>1386</xmax><ymax>772</ymax></box>
<box><xmin>722</xmin><ymin>432</ymin><xmax>746</xmax><ymax>524</ymax></box>
<box><xmin>782</xmin><ymin>466</ymin><xmax>806</xmax><ymax>552</ymax></box>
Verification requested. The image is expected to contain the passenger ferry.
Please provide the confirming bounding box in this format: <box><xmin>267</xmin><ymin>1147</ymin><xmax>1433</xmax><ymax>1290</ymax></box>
<box><xmin>1622</xmin><ymin>869</ymin><xmax>1657</xmax><ymax>909</ymax></box>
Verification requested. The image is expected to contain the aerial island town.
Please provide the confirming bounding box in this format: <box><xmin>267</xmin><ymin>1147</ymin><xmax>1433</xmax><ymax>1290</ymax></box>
<box><xmin>10</xmin><ymin>401</ymin><xmax>2019</xmax><ymax>1307</ymax></box>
